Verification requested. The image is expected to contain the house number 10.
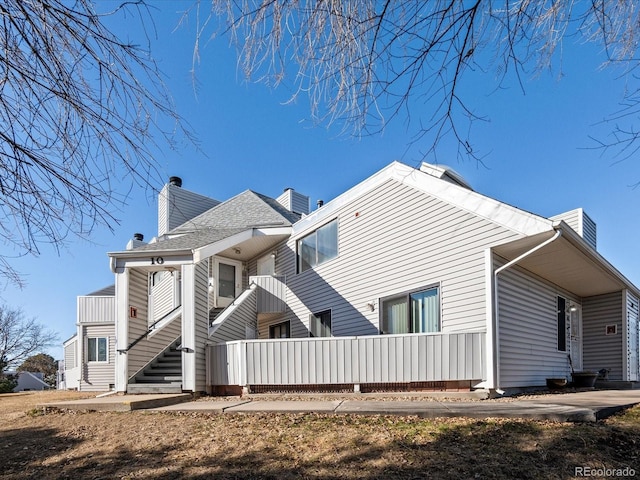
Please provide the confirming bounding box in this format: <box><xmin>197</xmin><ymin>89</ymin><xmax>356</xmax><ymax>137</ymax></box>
<box><xmin>150</xmin><ymin>257</ymin><xmax>164</xmax><ymax>265</ymax></box>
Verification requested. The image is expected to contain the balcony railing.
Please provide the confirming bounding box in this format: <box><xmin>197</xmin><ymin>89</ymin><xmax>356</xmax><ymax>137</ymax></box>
<box><xmin>77</xmin><ymin>296</ymin><xmax>115</xmax><ymax>324</ymax></box>
<box><xmin>207</xmin><ymin>331</ymin><xmax>485</xmax><ymax>387</ymax></box>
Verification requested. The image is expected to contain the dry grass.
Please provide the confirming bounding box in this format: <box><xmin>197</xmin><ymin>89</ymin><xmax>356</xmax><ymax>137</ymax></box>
<box><xmin>1</xmin><ymin>390</ymin><xmax>639</xmax><ymax>479</ymax></box>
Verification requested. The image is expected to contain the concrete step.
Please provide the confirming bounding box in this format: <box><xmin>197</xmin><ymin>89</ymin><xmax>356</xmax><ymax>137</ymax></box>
<box><xmin>153</xmin><ymin>360</ymin><xmax>181</xmax><ymax>368</ymax></box>
<box><xmin>135</xmin><ymin>375</ymin><xmax>182</xmax><ymax>383</ymax></box>
<box><xmin>127</xmin><ymin>383</ymin><xmax>183</xmax><ymax>395</ymax></box>
<box><xmin>145</xmin><ymin>367</ymin><xmax>181</xmax><ymax>375</ymax></box>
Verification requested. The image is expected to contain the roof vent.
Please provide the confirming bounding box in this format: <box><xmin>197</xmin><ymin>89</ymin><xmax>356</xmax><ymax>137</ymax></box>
<box><xmin>317</xmin><ymin>199</ymin><xmax>324</xmax><ymax>209</ymax></box>
<box><xmin>169</xmin><ymin>176</ymin><xmax>182</xmax><ymax>187</ymax></box>
<box><xmin>133</xmin><ymin>233</ymin><xmax>144</xmax><ymax>241</ymax></box>
<box><xmin>420</xmin><ymin>162</ymin><xmax>473</xmax><ymax>190</ymax></box>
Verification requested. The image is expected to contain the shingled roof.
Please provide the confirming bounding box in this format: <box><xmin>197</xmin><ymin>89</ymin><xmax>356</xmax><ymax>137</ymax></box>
<box><xmin>129</xmin><ymin>190</ymin><xmax>300</xmax><ymax>253</ymax></box>
<box><xmin>171</xmin><ymin>190</ymin><xmax>300</xmax><ymax>233</ymax></box>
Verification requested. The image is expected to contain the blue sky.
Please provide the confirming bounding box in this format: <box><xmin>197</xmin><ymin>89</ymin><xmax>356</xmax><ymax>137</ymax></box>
<box><xmin>2</xmin><ymin>4</ymin><xmax>640</xmax><ymax>360</ymax></box>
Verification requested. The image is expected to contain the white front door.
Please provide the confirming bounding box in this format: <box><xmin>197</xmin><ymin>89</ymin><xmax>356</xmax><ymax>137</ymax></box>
<box><xmin>214</xmin><ymin>258</ymin><xmax>242</xmax><ymax>308</ymax></box>
<box><xmin>569</xmin><ymin>304</ymin><xmax>582</xmax><ymax>372</ymax></box>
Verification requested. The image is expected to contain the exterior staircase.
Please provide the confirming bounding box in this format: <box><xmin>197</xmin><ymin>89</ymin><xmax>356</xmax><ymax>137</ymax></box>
<box><xmin>209</xmin><ymin>307</ymin><xmax>224</xmax><ymax>326</ymax></box>
<box><xmin>127</xmin><ymin>338</ymin><xmax>183</xmax><ymax>394</ymax></box>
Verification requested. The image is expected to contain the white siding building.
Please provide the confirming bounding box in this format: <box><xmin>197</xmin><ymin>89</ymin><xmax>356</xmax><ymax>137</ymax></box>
<box><xmin>65</xmin><ymin>162</ymin><xmax>640</xmax><ymax>396</ymax></box>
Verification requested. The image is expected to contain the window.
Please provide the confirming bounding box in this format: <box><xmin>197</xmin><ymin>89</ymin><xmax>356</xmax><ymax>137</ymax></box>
<box><xmin>88</xmin><ymin>337</ymin><xmax>108</xmax><ymax>362</ymax></box>
<box><xmin>269</xmin><ymin>321</ymin><xmax>291</xmax><ymax>339</ymax></box>
<box><xmin>310</xmin><ymin>310</ymin><xmax>332</xmax><ymax>337</ymax></box>
<box><xmin>381</xmin><ymin>286</ymin><xmax>440</xmax><ymax>334</ymax></box>
<box><xmin>557</xmin><ymin>296</ymin><xmax>567</xmax><ymax>352</ymax></box>
<box><xmin>297</xmin><ymin>219</ymin><xmax>338</xmax><ymax>273</ymax></box>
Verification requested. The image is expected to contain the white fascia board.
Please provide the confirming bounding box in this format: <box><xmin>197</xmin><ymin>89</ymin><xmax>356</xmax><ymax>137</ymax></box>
<box><xmin>193</xmin><ymin>229</ymin><xmax>255</xmax><ymax>263</ymax></box>
<box><xmin>193</xmin><ymin>227</ymin><xmax>292</xmax><ymax>263</ymax></box>
<box><xmin>292</xmin><ymin>161</ymin><xmax>553</xmax><ymax>238</ymax></box>
<box><xmin>62</xmin><ymin>334</ymin><xmax>78</xmax><ymax>346</ymax></box>
<box><xmin>252</xmin><ymin>226</ymin><xmax>292</xmax><ymax>237</ymax></box>
<box><xmin>111</xmin><ymin>253</ymin><xmax>194</xmax><ymax>271</ymax></box>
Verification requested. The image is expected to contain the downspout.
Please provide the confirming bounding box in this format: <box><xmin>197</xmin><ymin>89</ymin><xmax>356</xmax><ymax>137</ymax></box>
<box><xmin>492</xmin><ymin>228</ymin><xmax>563</xmax><ymax>395</ymax></box>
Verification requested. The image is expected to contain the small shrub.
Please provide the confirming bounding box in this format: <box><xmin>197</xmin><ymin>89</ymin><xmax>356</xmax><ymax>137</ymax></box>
<box><xmin>0</xmin><ymin>373</ymin><xmax>18</xmax><ymax>393</ymax></box>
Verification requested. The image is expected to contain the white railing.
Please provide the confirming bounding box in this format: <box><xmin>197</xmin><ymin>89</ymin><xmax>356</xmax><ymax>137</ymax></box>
<box><xmin>249</xmin><ymin>275</ymin><xmax>286</xmax><ymax>314</ymax></box>
<box><xmin>207</xmin><ymin>331</ymin><xmax>485</xmax><ymax>387</ymax></box>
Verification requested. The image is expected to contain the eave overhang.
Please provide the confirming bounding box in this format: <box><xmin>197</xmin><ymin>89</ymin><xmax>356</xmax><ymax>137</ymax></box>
<box><xmin>492</xmin><ymin>223</ymin><xmax>640</xmax><ymax>298</ymax></box>
<box><xmin>108</xmin><ymin>227</ymin><xmax>292</xmax><ymax>272</ymax></box>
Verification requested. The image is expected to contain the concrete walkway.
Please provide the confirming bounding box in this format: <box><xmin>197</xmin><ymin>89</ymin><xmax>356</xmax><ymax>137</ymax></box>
<box><xmin>40</xmin><ymin>389</ymin><xmax>640</xmax><ymax>422</ymax></box>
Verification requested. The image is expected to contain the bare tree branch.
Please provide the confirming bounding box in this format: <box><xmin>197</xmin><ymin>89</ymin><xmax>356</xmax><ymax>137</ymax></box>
<box><xmin>195</xmin><ymin>1</ymin><xmax>640</xmax><ymax>163</ymax></box>
<box><xmin>0</xmin><ymin>304</ymin><xmax>58</xmax><ymax>370</ymax></box>
<box><xmin>0</xmin><ymin>0</ymin><xmax>189</xmax><ymax>285</ymax></box>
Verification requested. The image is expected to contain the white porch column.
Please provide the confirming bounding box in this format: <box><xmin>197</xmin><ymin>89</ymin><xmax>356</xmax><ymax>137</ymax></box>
<box><xmin>483</xmin><ymin>248</ymin><xmax>496</xmax><ymax>390</ymax></box>
<box><xmin>182</xmin><ymin>263</ymin><xmax>196</xmax><ymax>392</ymax></box>
<box><xmin>114</xmin><ymin>268</ymin><xmax>130</xmax><ymax>393</ymax></box>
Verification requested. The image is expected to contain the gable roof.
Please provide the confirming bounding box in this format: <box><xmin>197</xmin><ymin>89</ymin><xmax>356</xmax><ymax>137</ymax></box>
<box><xmin>170</xmin><ymin>190</ymin><xmax>300</xmax><ymax>233</ymax></box>
<box><xmin>118</xmin><ymin>190</ymin><xmax>300</xmax><ymax>255</ymax></box>
<box><xmin>293</xmin><ymin>161</ymin><xmax>554</xmax><ymax>237</ymax></box>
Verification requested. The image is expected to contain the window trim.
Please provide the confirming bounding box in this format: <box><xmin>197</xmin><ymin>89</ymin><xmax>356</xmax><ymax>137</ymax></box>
<box><xmin>269</xmin><ymin>321</ymin><xmax>291</xmax><ymax>339</ymax></box>
<box><xmin>379</xmin><ymin>283</ymin><xmax>441</xmax><ymax>335</ymax></box>
<box><xmin>296</xmin><ymin>219</ymin><xmax>339</xmax><ymax>274</ymax></box>
<box><xmin>87</xmin><ymin>336</ymin><xmax>108</xmax><ymax>363</ymax></box>
<box><xmin>309</xmin><ymin>309</ymin><xmax>332</xmax><ymax>337</ymax></box>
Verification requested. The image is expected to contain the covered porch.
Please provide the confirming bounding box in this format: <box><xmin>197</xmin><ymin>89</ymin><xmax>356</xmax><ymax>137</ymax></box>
<box><xmin>108</xmin><ymin>227</ymin><xmax>291</xmax><ymax>394</ymax></box>
<box><xmin>491</xmin><ymin>225</ymin><xmax>640</xmax><ymax>390</ymax></box>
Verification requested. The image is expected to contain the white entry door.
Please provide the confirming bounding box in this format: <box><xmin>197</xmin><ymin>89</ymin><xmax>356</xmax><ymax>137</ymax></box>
<box><xmin>569</xmin><ymin>304</ymin><xmax>583</xmax><ymax>372</ymax></box>
<box><xmin>214</xmin><ymin>258</ymin><xmax>242</xmax><ymax>308</ymax></box>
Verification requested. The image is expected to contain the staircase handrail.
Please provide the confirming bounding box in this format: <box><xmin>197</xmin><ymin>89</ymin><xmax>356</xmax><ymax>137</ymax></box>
<box><xmin>209</xmin><ymin>280</ymin><xmax>257</xmax><ymax>327</ymax></box>
<box><xmin>117</xmin><ymin>305</ymin><xmax>182</xmax><ymax>354</ymax></box>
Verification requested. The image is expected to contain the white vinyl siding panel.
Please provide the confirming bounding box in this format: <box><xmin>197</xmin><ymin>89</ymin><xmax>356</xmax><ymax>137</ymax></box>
<box><xmin>209</xmin><ymin>288</ymin><xmax>258</xmax><ymax>344</ymax></box>
<box><xmin>64</xmin><ymin>339</ymin><xmax>77</xmax><ymax>368</ymax></box>
<box><xmin>127</xmin><ymin>268</ymin><xmax>181</xmax><ymax>378</ymax></box>
<box><xmin>286</xmin><ymin>179</ymin><xmax>518</xmax><ymax>338</ymax></box>
<box><xmin>81</xmin><ymin>324</ymin><xmax>115</xmax><ymax>391</ymax></box>
<box><xmin>77</xmin><ymin>296</ymin><xmax>115</xmax><ymax>324</ymax></box>
<box><xmin>582</xmin><ymin>212</ymin><xmax>597</xmax><ymax>250</ymax></box>
<box><xmin>150</xmin><ymin>272</ymin><xmax>176</xmax><ymax>323</ymax></box>
<box><xmin>550</xmin><ymin>208</ymin><xmax>597</xmax><ymax>250</ymax></box>
<box><xmin>497</xmin><ymin>265</ymin><xmax>576</xmax><ymax>387</ymax></box>
<box><xmin>275</xmin><ymin>189</ymin><xmax>310</xmax><ymax>215</ymax></box>
<box><xmin>582</xmin><ymin>291</ymin><xmax>624</xmax><ymax>380</ymax></box>
<box><xmin>158</xmin><ymin>184</ymin><xmax>220</xmax><ymax>236</ymax></box>
<box><xmin>627</xmin><ymin>292</ymin><xmax>639</xmax><ymax>381</ymax></box>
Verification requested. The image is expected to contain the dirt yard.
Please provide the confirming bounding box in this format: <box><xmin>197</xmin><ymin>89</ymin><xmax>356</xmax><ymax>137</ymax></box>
<box><xmin>1</xmin><ymin>391</ymin><xmax>639</xmax><ymax>479</ymax></box>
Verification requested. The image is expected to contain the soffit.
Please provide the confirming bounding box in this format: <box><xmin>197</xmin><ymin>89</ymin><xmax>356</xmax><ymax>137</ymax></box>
<box><xmin>493</xmin><ymin>232</ymin><xmax>626</xmax><ymax>298</ymax></box>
